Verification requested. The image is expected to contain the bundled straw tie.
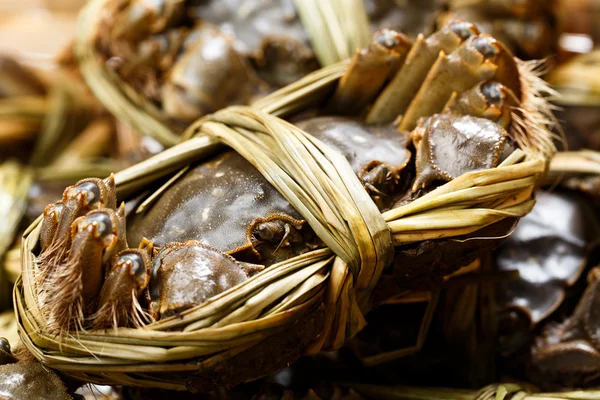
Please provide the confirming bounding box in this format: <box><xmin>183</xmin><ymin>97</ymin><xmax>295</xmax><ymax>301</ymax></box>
<box><xmin>185</xmin><ymin>103</ymin><xmax>546</xmax><ymax>352</ymax></box>
<box><xmin>15</xmin><ymin>25</ymin><xmax>556</xmax><ymax>386</ymax></box>
<box><xmin>186</xmin><ymin>106</ymin><xmax>394</xmax><ymax>351</ymax></box>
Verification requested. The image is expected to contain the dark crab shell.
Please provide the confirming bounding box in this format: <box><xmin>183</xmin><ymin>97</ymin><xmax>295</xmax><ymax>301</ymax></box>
<box><xmin>495</xmin><ymin>191</ymin><xmax>600</xmax><ymax>355</ymax></box>
<box><xmin>127</xmin><ymin>116</ymin><xmax>411</xmax><ymax>265</ymax></box>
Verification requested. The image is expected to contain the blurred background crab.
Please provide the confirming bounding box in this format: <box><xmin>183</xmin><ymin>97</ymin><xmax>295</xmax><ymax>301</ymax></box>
<box><xmin>87</xmin><ymin>0</ymin><xmax>441</xmax><ymax>138</ymax></box>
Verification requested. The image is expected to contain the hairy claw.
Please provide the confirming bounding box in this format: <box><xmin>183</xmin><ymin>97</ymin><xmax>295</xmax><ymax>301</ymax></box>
<box><xmin>92</xmin><ymin>248</ymin><xmax>152</xmax><ymax>330</ymax></box>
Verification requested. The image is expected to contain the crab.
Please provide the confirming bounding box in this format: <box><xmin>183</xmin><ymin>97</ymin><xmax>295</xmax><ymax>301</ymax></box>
<box><xmin>527</xmin><ymin>266</ymin><xmax>600</xmax><ymax>389</ymax></box>
<box><xmin>494</xmin><ymin>191</ymin><xmax>600</xmax><ymax>356</ymax></box>
<box><xmin>0</xmin><ymin>338</ymin><xmax>74</xmax><ymax>400</ymax></box>
<box><xmin>96</xmin><ymin>0</ymin><xmax>321</xmax><ymax>126</ymax></box>
<box><xmin>96</xmin><ymin>0</ymin><xmax>442</xmax><ymax>129</ymax></box>
<box><xmin>28</xmin><ymin>21</ymin><xmax>554</xmax><ymax>392</ymax></box>
<box><xmin>35</xmin><ymin>103</ymin><xmax>518</xmax><ymax>335</ymax></box>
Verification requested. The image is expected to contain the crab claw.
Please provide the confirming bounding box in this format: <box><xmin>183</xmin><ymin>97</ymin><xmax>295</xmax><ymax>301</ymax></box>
<box><xmin>39</xmin><ymin>202</ymin><xmax>125</xmax><ymax>333</ymax></box>
<box><xmin>91</xmin><ymin>248</ymin><xmax>152</xmax><ymax>330</ymax></box>
<box><xmin>411</xmin><ymin>114</ymin><xmax>507</xmax><ymax>192</ymax></box>
<box><xmin>443</xmin><ymin>80</ymin><xmax>520</xmax><ymax>129</ymax></box>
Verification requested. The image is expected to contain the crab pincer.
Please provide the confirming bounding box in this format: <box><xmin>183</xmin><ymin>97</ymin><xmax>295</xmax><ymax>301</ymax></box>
<box><xmin>91</xmin><ymin>247</ymin><xmax>152</xmax><ymax>330</ymax></box>
<box><xmin>37</xmin><ymin>175</ymin><xmax>125</xmax><ymax>333</ymax></box>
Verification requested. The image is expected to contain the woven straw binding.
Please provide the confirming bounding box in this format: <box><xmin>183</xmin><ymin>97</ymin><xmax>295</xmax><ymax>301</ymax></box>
<box><xmin>17</xmin><ymin>23</ymin><xmax>553</xmax><ymax>393</ymax></box>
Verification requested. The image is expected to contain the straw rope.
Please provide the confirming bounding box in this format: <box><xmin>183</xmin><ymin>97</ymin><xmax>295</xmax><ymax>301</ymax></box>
<box><xmin>16</xmin><ymin>69</ymin><xmax>548</xmax><ymax>391</ymax></box>
<box><xmin>16</xmin><ymin>13</ymin><xmax>553</xmax><ymax>390</ymax></box>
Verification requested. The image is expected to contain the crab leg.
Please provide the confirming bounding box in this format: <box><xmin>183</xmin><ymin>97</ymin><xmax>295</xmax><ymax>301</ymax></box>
<box><xmin>92</xmin><ymin>248</ymin><xmax>152</xmax><ymax>330</ymax></box>
<box><xmin>37</xmin><ymin>176</ymin><xmax>123</xmax><ymax>333</ymax></box>
<box><xmin>399</xmin><ymin>34</ymin><xmax>520</xmax><ymax>132</ymax></box>
<box><xmin>366</xmin><ymin>21</ymin><xmax>480</xmax><ymax>124</ymax></box>
<box><xmin>41</xmin><ymin>208</ymin><xmax>123</xmax><ymax>332</ymax></box>
<box><xmin>328</xmin><ymin>29</ymin><xmax>413</xmax><ymax>115</ymax></box>
<box><xmin>443</xmin><ymin>80</ymin><xmax>519</xmax><ymax>129</ymax></box>
<box><xmin>38</xmin><ymin>177</ymin><xmax>116</xmax><ymax>280</ymax></box>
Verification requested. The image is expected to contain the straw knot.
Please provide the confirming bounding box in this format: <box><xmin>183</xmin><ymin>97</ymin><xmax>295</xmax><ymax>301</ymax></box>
<box><xmin>189</xmin><ymin>106</ymin><xmax>394</xmax><ymax>349</ymax></box>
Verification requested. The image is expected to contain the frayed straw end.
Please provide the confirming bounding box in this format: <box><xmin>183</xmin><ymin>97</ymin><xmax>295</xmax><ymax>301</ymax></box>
<box><xmin>510</xmin><ymin>58</ymin><xmax>559</xmax><ymax>165</ymax></box>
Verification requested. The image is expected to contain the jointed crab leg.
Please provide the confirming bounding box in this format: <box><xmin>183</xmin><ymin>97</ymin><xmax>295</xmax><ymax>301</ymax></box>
<box><xmin>366</xmin><ymin>21</ymin><xmax>480</xmax><ymax>124</ymax></box>
<box><xmin>37</xmin><ymin>176</ymin><xmax>124</xmax><ymax>332</ymax></box>
<box><xmin>400</xmin><ymin>34</ymin><xmax>515</xmax><ymax>131</ymax></box>
<box><xmin>328</xmin><ymin>29</ymin><xmax>412</xmax><ymax>115</ymax></box>
<box><xmin>92</xmin><ymin>247</ymin><xmax>152</xmax><ymax>330</ymax></box>
<box><xmin>443</xmin><ymin>80</ymin><xmax>519</xmax><ymax>129</ymax></box>
<box><xmin>38</xmin><ymin>177</ymin><xmax>116</xmax><ymax>280</ymax></box>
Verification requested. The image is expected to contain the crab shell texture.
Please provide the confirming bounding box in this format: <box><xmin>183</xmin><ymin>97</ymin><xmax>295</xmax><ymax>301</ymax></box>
<box><xmin>495</xmin><ymin>191</ymin><xmax>600</xmax><ymax>356</ymax></box>
<box><xmin>0</xmin><ymin>338</ymin><xmax>74</xmax><ymax>400</ymax></box>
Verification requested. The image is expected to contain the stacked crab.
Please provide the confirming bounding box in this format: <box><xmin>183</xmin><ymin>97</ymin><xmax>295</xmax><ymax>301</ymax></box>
<box><xmin>2</xmin><ymin>1</ymin><xmax>600</xmax><ymax>400</ymax></box>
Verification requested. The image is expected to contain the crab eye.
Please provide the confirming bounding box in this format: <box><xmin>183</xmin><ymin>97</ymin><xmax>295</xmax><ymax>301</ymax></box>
<box><xmin>67</xmin><ymin>181</ymin><xmax>101</xmax><ymax>206</ymax></box>
<box><xmin>449</xmin><ymin>21</ymin><xmax>477</xmax><ymax>40</ymax></box>
<box><xmin>481</xmin><ymin>81</ymin><xmax>503</xmax><ymax>105</ymax></box>
<box><xmin>255</xmin><ymin>221</ymin><xmax>284</xmax><ymax>242</ymax></box>
<box><xmin>472</xmin><ymin>36</ymin><xmax>498</xmax><ymax>59</ymax></box>
<box><xmin>83</xmin><ymin>212</ymin><xmax>113</xmax><ymax>238</ymax></box>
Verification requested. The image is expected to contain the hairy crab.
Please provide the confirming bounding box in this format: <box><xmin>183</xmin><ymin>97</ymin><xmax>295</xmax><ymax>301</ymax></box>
<box><xmin>22</xmin><ymin>19</ymin><xmax>556</xmax><ymax>392</ymax></box>
<box><xmin>528</xmin><ymin>265</ymin><xmax>600</xmax><ymax>389</ymax></box>
<box><xmin>495</xmin><ymin>191</ymin><xmax>600</xmax><ymax>356</ymax></box>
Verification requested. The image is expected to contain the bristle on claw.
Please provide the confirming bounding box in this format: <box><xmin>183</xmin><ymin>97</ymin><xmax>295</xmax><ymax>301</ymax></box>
<box><xmin>90</xmin><ymin>289</ymin><xmax>153</xmax><ymax>332</ymax></box>
<box><xmin>510</xmin><ymin>58</ymin><xmax>559</xmax><ymax>163</ymax></box>
<box><xmin>40</xmin><ymin>255</ymin><xmax>85</xmax><ymax>337</ymax></box>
